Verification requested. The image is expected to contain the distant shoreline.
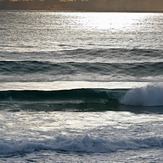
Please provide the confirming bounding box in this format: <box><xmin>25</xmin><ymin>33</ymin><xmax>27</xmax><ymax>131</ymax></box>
<box><xmin>0</xmin><ymin>9</ymin><xmax>163</xmax><ymax>13</ymax></box>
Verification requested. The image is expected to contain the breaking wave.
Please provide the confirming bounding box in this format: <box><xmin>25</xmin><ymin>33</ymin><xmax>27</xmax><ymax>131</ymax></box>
<box><xmin>121</xmin><ymin>85</ymin><xmax>163</xmax><ymax>107</ymax></box>
<box><xmin>0</xmin><ymin>85</ymin><xmax>163</xmax><ymax>113</ymax></box>
<box><xmin>0</xmin><ymin>134</ymin><xmax>162</xmax><ymax>156</ymax></box>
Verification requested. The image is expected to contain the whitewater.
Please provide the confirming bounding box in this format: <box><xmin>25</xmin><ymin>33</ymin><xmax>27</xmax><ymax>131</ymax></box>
<box><xmin>0</xmin><ymin>11</ymin><xmax>163</xmax><ymax>162</ymax></box>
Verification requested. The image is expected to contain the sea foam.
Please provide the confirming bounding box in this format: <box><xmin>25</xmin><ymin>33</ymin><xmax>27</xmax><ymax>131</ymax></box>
<box><xmin>0</xmin><ymin>134</ymin><xmax>162</xmax><ymax>156</ymax></box>
<box><xmin>120</xmin><ymin>85</ymin><xmax>163</xmax><ymax>106</ymax></box>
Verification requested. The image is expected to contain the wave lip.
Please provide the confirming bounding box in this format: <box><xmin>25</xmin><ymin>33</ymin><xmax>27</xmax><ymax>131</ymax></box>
<box><xmin>121</xmin><ymin>85</ymin><xmax>163</xmax><ymax>107</ymax></box>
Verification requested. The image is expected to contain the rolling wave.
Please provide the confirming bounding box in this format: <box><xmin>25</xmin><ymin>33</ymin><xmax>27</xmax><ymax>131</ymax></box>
<box><xmin>0</xmin><ymin>86</ymin><xmax>163</xmax><ymax>113</ymax></box>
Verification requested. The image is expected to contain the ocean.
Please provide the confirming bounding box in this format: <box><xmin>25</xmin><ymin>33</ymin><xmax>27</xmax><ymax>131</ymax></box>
<box><xmin>0</xmin><ymin>11</ymin><xmax>163</xmax><ymax>162</ymax></box>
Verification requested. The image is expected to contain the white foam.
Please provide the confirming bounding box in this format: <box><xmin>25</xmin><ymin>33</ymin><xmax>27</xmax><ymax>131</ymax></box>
<box><xmin>0</xmin><ymin>134</ymin><xmax>162</xmax><ymax>156</ymax></box>
<box><xmin>120</xmin><ymin>85</ymin><xmax>163</xmax><ymax>106</ymax></box>
<box><xmin>0</xmin><ymin>81</ymin><xmax>150</xmax><ymax>91</ymax></box>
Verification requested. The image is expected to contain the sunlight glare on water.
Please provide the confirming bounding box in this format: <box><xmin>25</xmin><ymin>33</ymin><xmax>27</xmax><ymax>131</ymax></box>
<box><xmin>62</xmin><ymin>12</ymin><xmax>151</xmax><ymax>31</ymax></box>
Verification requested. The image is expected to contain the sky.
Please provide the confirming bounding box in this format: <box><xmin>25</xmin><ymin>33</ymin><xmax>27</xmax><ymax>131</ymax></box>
<box><xmin>0</xmin><ymin>0</ymin><xmax>163</xmax><ymax>12</ymax></box>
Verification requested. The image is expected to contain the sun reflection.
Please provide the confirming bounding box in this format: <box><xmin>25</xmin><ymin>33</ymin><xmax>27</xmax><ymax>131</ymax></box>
<box><xmin>66</xmin><ymin>12</ymin><xmax>150</xmax><ymax>31</ymax></box>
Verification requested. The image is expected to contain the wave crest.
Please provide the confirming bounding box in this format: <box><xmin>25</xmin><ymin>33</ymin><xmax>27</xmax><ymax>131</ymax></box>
<box><xmin>121</xmin><ymin>85</ymin><xmax>163</xmax><ymax>106</ymax></box>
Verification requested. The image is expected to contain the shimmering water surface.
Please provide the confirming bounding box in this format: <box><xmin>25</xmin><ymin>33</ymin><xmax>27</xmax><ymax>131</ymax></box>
<box><xmin>0</xmin><ymin>11</ymin><xmax>163</xmax><ymax>162</ymax></box>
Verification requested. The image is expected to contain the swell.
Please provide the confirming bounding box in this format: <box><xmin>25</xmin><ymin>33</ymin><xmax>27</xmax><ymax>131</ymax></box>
<box><xmin>0</xmin><ymin>61</ymin><xmax>163</xmax><ymax>77</ymax></box>
<box><xmin>1</xmin><ymin>48</ymin><xmax>163</xmax><ymax>61</ymax></box>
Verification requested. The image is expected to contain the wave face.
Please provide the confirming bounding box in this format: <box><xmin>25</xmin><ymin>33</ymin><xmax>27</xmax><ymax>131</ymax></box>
<box><xmin>0</xmin><ymin>89</ymin><xmax>123</xmax><ymax>112</ymax></box>
<box><xmin>0</xmin><ymin>89</ymin><xmax>122</xmax><ymax>101</ymax></box>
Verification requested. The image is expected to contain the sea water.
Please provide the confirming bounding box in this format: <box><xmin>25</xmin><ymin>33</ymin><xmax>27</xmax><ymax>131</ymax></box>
<box><xmin>0</xmin><ymin>11</ymin><xmax>163</xmax><ymax>162</ymax></box>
